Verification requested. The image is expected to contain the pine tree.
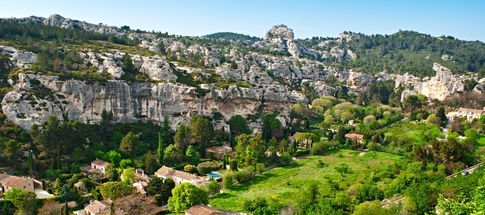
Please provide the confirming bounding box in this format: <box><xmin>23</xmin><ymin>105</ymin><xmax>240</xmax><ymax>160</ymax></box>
<box><xmin>437</xmin><ymin>106</ymin><xmax>448</xmax><ymax>127</ymax></box>
<box><xmin>158</xmin><ymin>130</ymin><xmax>164</xmax><ymax>165</ymax></box>
<box><xmin>158</xmin><ymin>115</ymin><xmax>172</xmax><ymax>164</ymax></box>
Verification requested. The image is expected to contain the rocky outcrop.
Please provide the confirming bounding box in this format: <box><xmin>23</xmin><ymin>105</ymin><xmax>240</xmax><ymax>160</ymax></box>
<box><xmin>261</xmin><ymin>25</ymin><xmax>311</xmax><ymax>59</ymax></box>
<box><xmin>43</xmin><ymin>14</ymin><xmax>121</xmax><ymax>35</ymax></box>
<box><xmin>0</xmin><ymin>46</ymin><xmax>38</xmax><ymax>68</ymax></box>
<box><xmin>399</xmin><ymin>63</ymin><xmax>465</xmax><ymax>101</ymax></box>
<box><xmin>79</xmin><ymin>51</ymin><xmax>176</xmax><ymax>81</ymax></box>
<box><xmin>2</xmin><ymin>73</ymin><xmax>304</xmax><ymax>130</ymax></box>
<box><xmin>347</xmin><ymin>71</ymin><xmax>374</xmax><ymax>91</ymax></box>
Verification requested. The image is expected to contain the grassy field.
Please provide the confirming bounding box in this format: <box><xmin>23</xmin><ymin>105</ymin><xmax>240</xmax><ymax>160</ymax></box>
<box><xmin>209</xmin><ymin>149</ymin><xmax>402</xmax><ymax>211</ymax></box>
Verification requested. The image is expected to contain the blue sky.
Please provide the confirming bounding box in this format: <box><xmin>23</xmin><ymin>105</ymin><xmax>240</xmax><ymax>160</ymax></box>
<box><xmin>1</xmin><ymin>0</ymin><xmax>484</xmax><ymax>41</ymax></box>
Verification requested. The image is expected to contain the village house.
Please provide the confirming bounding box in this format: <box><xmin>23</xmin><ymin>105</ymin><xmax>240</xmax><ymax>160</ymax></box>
<box><xmin>447</xmin><ymin>107</ymin><xmax>485</xmax><ymax>122</ymax></box>
<box><xmin>155</xmin><ymin>166</ymin><xmax>208</xmax><ymax>186</ymax></box>
<box><xmin>134</xmin><ymin>168</ymin><xmax>149</xmax><ymax>182</ymax></box>
<box><xmin>205</xmin><ymin>145</ymin><xmax>234</xmax><ymax>159</ymax></box>
<box><xmin>132</xmin><ymin>168</ymin><xmax>149</xmax><ymax>195</ymax></box>
<box><xmin>185</xmin><ymin>205</ymin><xmax>241</xmax><ymax>215</ymax></box>
<box><xmin>90</xmin><ymin>159</ymin><xmax>111</xmax><ymax>175</ymax></box>
<box><xmin>344</xmin><ymin>133</ymin><xmax>364</xmax><ymax>144</ymax></box>
<box><xmin>73</xmin><ymin>200</ymin><xmax>111</xmax><ymax>215</ymax></box>
<box><xmin>0</xmin><ymin>173</ymin><xmax>53</xmax><ymax>199</ymax></box>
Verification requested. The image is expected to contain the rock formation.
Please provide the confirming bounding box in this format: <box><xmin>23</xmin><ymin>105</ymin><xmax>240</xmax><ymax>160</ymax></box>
<box><xmin>399</xmin><ymin>63</ymin><xmax>465</xmax><ymax>101</ymax></box>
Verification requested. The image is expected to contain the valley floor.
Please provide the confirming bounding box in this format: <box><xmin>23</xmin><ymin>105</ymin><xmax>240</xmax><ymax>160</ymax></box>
<box><xmin>210</xmin><ymin>149</ymin><xmax>402</xmax><ymax>211</ymax></box>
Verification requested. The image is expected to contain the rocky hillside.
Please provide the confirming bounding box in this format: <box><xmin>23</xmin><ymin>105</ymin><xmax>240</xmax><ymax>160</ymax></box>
<box><xmin>0</xmin><ymin>14</ymin><xmax>483</xmax><ymax>129</ymax></box>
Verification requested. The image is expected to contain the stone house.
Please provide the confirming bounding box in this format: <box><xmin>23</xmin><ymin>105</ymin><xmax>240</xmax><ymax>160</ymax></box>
<box><xmin>90</xmin><ymin>159</ymin><xmax>111</xmax><ymax>175</ymax></box>
<box><xmin>447</xmin><ymin>107</ymin><xmax>484</xmax><ymax>122</ymax></box>
<box><xmin>73</xmin><ymin>200</ymin><xmax>111</xmax><ymax>215</ymax></box>
<box><xmin>0</xmin><ymin>173</ymin><xmax>52</xmax><ymax>199</ymax></box>
<box><xmin>155</xmin><ymin>166</ymin><xmax>208</xmax><ymax>186</ymax></box>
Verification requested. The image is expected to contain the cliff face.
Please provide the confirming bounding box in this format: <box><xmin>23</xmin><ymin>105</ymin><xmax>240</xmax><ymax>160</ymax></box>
<box><xmin>397</xmin><ymin>63</ymin><xmax>466</xmax><ymax>101</ymax></box>
<box><xmin>2</xmin><ymin>73</ymin><xmax>300</xmax><ymax>130</ymax></box>
<box><xmin>1</xmin><ymin>15</ymin><xmax>481</xmax><ymax>130</ymax></box>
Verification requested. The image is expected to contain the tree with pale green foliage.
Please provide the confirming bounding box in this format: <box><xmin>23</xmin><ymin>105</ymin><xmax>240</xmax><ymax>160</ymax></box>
<box><xmin>121</xmin><ymin>167</ymin><xmax>136</xmax><ymax>183</ymax></box>
<box><xmin>311</xmin><ymin>96</ymin><xmax>337</xmax><ymax>114</ymax></box>
<box><xmin>185</xmin><ymin>145</ymin><xmax>200</xmax><ymax>164</ymax></box>
<box><xmin>205</xmin><ymin>180</ymin><xmax>220</xmax><ymax>197</ymax></box>
<box><xmin>106</xmin><ymin>150</ymin><xmax>121</xmax><ymax>167</ymax></box>
<box><xmin>168</xmin><ymin>183</ymin><xmax>209</xmax><ymax>213</ymax></box>
<box><xmin>353</xmin><ymin>200</ymin><xmax>391</xmax><ymax>215</ymax></box>
<box><xmin>4</xmin><ymin>188</ymin><xmax>38</xmax><ymax>215</ymax></box>
<box><xmin>98</xmin><ymin>181</ymin><xmax>134</xmax><ymax>200</ymax></box>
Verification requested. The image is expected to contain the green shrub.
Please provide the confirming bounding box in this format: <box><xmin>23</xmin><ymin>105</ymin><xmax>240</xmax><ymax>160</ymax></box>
<box><xmin>310</xmin><ymin>141</ymin><xmax>326</xmax><ymax>155</ymax></box>
<box><xmin>222</xmin><ymin>173</ymin><xmax>234</xmax><ymax>189</ymax></box>
<box><xmin>197</xmin><ymin>161</ymin><xmax>222</xmax><ymax>175</ymax></box>
<box><xmin>184</xmin><ymin>165</ymin><xmax>197</xmax><ymax>173</ymax></box>
<box><xmin>278</xmin><ymin>152</ymin><xmax>293</xmax><ymax>166</ymax></box>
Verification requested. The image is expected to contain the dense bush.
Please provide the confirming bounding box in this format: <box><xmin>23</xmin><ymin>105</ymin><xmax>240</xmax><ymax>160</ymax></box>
<box><xmin>196</xmin><ymin>161</ymin><xmax>222</xmax><ymax>175</ymax></box>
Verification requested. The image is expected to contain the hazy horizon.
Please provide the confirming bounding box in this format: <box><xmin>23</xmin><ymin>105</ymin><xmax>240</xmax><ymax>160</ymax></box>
<box><xmin>1</xmin><ymin>0</ymin><xmax>484</xmax><ymax>42</ymax></box>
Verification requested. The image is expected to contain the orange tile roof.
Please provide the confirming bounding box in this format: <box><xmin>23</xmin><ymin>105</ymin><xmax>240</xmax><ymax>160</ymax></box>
<box><xmin>345</xmin><ymin>133</ymin><xmax>364</xmax><ymax>140</ymax></box>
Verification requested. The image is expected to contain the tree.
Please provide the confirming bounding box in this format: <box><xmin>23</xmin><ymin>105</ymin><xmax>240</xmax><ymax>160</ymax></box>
<box><xmin>52</xmin><ymin>178</ymin><xmax>62</xmax><ymax>196</ymax></box>
<box><xmin>106</xmin><ymin>150</ymin><xmax>121</xmax><ymax>167</ymax></box>
<box><xmin>185</xmin><ymin>145</ymin><xmax>200</xmax><ymax>164</ymax></box>
<box><xmin>98</xmin><ymin>181</ymin><xmax>134</xmax><ymax>200</ymax></box>
<box><xmin>235</xmin><ymin>134</ymin><xmax>267</xmax><ymax>167</ymax></box>
<box><xmin>99</xmin><ymin>110</ymin><xmax>113</xmax><ymax>143</ymax></box>
<box><xmin>168</xmin><ymin>183</ymin><xmax>209</xmax><ymax>213</ymax></box>
<box><xmin>426</xmin><ymin>114</ymin><xmax>441</xmax><ymax>126</ymax></box>
<box><xmin>4</xmin><ymin>188</ymin><xmax>38</xmax><ymax>215</ymax></box>
<box><xmin>144</xmin><ymin>152</ymin><xmax>159</xmax><ymax>174</ymax></box>
<box><xmin>189</xmin><ymin>115</ymin><xmax>214</xmax><ymax>156</ymax></box>
<box><xmin>59</xmin><ymin>184</ymin><xmax>76</xmax><ymax>202</ymax></box>
<box><xmin>119</xmin><ymin>159</ymin><xmax>133</xmax><ymax>169</ymax></box>
<box><xmin>174</xmin><ymin>124</ymin><xmax>189</xmax><ymax>152</ymax></box>
<box><xmin>222</xmin><ymin>173</ymin><xmax>234</xmax><ymax>188</ymax></box>
<box><xmin>122</xmin><ymin>54</ymin><xmax>136</xmax><ymax>74</ymax></box>
<box><xmin>33</xmin><ymin>116</ymin><xmax>66</xmax><ymax>170</ymax></box>
<box><xmin>205</xmin><ymin>180</ymin><xmax>220</xmax><ymax>197</ymax></box>
<box><xmin>146</xmin><ymin>176</ymin><xmax>164</xmax><ymax>195</ymax></box>
<box><xmin>437</xmin><ymin>106</ymin><xmax>448</xmax><ymax>127</ymax></box>
<box><xmin>164</xmin><ymin>144</ymin><xmax>181</xmax><ymax>165</ymax></box>
<box><xmin>353</xmin><ymin>201</ymin><xmax>390</xmax><ymax>215</ymax></box>
<box><xmin>262</xmin><ymin>112</ymin><xmax>283</xmax><ymax>141</ymax></box>
<box><xmin>119</xmin><ymin>132</ymin><xmax>139</xmax><ymax>158</ymax></box>
<box><xmin>104</xmin><ymin>165</ymin><xmax>119</xmax><ymax>181</ymax></box>
<box><xmin>121</xmin><ymin>168</ymin><xmax>136</xmax><ymax>183</ymax></box>
<box><xmin>158</xmin><ymin>115</ymin><xmax>172</xmax><ymax>164</ymax></box>
<box><xmin>228</xmin><ymin>115</ymin><xmax>250</xmax><ymax>136</ymax></box>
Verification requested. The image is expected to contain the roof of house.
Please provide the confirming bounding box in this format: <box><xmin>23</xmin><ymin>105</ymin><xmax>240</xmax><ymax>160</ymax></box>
<box><xmin>345</xmin><ymin>133</ymin><xmax>364</xmax><ymax>140</ymax></box>
<box><xmin>155</xmin><ymin>166</ymin><xmax>205</xmax><ymax>182</ymax></box>
<box><xmin>185</xmin><ymin>205</ymin><xmax>224</xmax><ymax>215</ymax></box>
<box><xmin>0</xmin><ymin>174</ymin><xmax>34</xmax><ymax>189</ymax></box>
<box><xmin>84</xmin><ymin>200</ymin><xmax>110</xmax><ymax>214</ymax></box>
<box><xmin>91</xmin><ymin>159</ymin><xmax>110</xmax><ymax>167</ymax></box>
<box><xmin>155</xmin><ymin>166</ymin><xmax>174</xmax><ymax>177</ymax></box>
<box><xmin>206</xmin><ymin>145</ymin><xmax>233</xmax><ymax>154</ymax></box>
<box><xmin>172</xmin><ymin>170</ymin><xmax>199</xmax><ymax>181</ymax></box>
